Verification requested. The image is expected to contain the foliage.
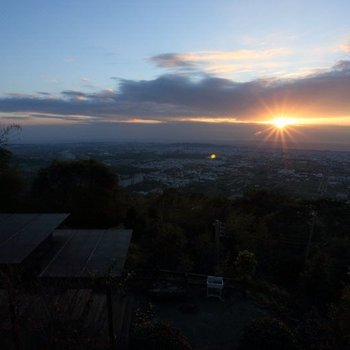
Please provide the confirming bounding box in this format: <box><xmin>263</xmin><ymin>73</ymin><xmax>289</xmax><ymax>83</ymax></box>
<box><xmin>234</xmin><ymin>250</ymin><xmax>257</xmax><ymax>281</ymax></box>
<box><xmin>300</xmin><ymin>239</ymin><xmax>350</xmax><ymax>306</ymax></box>
<box><xmin>130</xmin><ymin>305</ymin><xmax>192</xmax><ymax>350</ymax></box>
<box><xmin>0</xmin><ymin>146</ymin><xmax>12</xmax><ymax>169</ymax></box>
<box><xmin>0</xmin><ymin>124</ymin><xmax>24</xmax><ymax>210</ymax></box>
<box><xmin>142</xmin><ymin>221</ymin><xmax>189</xmax><ymax>270</ymax></box>
<box><xmin>31</xmin><ymin>159</ymin><xmax>125</xmax><ymax>227</ymax></box>
<box><xmin>240</xmin><ymin>189</ymin><xmax>290</xmax><ymax>217</ymax></box>
<box><xmin>296</xmin><ymin>287</ymin><xmax>350</xmax><ymax>350</ymax></box>
<box><xmin>226</xmin><ymin>212</ymin><xmax>270</xmax><ymax>252</ymax></box>
<box><xmin>327</xmin><ymin>286</ymin><xmax>350</xmax><ymax>349</ymax></box>
<box><xmin>239</xmin><ymin>317</ymin><xmax>299</xmax><ymax>350</ymax></box>
<box><xmin>0</xmin><ymin>124</ymin><xmax>21</xmax><ymax>147</ymax></box>
<box><xmin>1</xmin><ymin>150</ymin><xmax>349</xmax><ymax>348</ymax></box>
<box><xmin>0</xmin><ymin>167</ymin><xmax>24</xmax><ymax>211</ymax></box>
<box><xmin>246</xmin><ymin>280</ymin><xmax>292</xmax><ymax>317</ymax></box>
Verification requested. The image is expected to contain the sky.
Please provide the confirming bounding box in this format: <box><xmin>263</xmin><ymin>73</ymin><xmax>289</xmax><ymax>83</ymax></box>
<box><xmin>1</xmin><ymin>0</ymin><xmax>350</xmax><ymax>147</ymax></box>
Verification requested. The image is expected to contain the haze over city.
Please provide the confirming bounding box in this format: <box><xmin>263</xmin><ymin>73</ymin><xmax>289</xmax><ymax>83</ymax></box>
<box><xmin>1</xmin><ymin>0</ymin><xmax>350</xmax><ymax>149</ymax></box>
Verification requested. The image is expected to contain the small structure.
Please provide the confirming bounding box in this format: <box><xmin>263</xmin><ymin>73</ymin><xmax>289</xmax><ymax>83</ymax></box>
<box><xmin>40</xmin><ymin>229</ymin><xmax>132</xmax><ymax>282</ymax></box>
<box><xmin>40</xmin><ymin>228</ymin><xmax>132</xmax><ymax>350</ymax></box>
<box><xmin>0</xmin><ymin>213</ymin><xmax>68</xmax><ymax>269</ymax></box>
<box><xmin>0</xmin><ymin>214</ymin><xmax>133</xmax><ymax>350</ymax></box>
<box><xmin>0</xmin><ymin>213</ymin><xmax>69</xmax><ymax>350</ymax></box>
<box><xmin>206</xmin><ymin>275</ymin><xmax>224</xmax><ymax>299</ymax></box>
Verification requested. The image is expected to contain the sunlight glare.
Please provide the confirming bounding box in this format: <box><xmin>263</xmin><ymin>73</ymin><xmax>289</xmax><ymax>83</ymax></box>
<box><xmin>272</xmin><ymin>117</ymin><xmax>297</xmax><ymax>129</ymax></box>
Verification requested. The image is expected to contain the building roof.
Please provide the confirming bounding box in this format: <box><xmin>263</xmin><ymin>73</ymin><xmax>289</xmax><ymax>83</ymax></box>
<box><xmin>0</xmin><ymin>213</ymin><xmax>69</xmax><ymax>265</ymax></box>
<box><xmin>40</xmin><ymin>229</ymin><xmax>132</xmax><ymax>279</ymax></box>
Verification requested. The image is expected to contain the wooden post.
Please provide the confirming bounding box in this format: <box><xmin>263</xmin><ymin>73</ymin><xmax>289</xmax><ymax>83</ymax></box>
<box><xmin>106</xmin><ymin>285</ymin><xmax>116</xmax><ymax>350</ymax></box>
<box><xmin>305</xmin><ymin>210</ymin><xmax>316</xmax><ymax>263</ymax></box>
<box><xmin>214</xmin><ymin>220</ymin><xmax>224</xmax><ymax>265</ymax></box>
<box><xmin>7</xmin><ymin>288</ymin><xmax>20</xmax><ymax>350</ymax></box>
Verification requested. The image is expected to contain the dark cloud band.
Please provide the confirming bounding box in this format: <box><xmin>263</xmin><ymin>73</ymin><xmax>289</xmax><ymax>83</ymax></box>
<box><xmin>1</xmin><ymin>60</ymin><xmax>350</xmax><ymax>122</ymax></box>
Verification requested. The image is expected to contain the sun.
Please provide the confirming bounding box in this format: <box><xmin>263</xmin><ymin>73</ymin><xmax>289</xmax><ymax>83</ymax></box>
<box><xmin>272</xmin><ymin>117</ymin><xmax>297</xmax><ymax>130</ymax></box>
<box><xmin>255</xmin><ymin>115</ymin><xmax>300</xmax><ymax>151</ymax></box>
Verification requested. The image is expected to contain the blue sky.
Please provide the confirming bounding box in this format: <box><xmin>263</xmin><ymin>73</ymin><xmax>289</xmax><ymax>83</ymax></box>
<box><xmin>1</xmin><ymin>0</ymin><xmax>350</xmax><ymax>145</ymax></box>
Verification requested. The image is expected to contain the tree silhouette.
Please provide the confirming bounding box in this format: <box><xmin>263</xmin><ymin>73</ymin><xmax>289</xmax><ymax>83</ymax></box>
<box><xmin>0</xmin><ymin>124</ymin><xmax>24</xmax><ymax>211</ymax></box>
<box><xmin>32</xmin><ymin>159</ymin><xmax>125</xmax><ymax>227</ymax></box>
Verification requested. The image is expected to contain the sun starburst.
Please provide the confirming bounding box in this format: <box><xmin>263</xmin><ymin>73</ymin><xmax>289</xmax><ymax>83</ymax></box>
<box><xmin>272</xmin><ymin>117</ymin><xmax>297</xmax><ymax>129</ymax></box>
<box><xmin>254</xmin><ymin>116</ymin><xmax>304</xmax><ymax>155</ymax></box>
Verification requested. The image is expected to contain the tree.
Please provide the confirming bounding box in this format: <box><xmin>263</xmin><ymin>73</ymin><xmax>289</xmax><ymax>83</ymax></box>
<box><xmin>224</xmin><ymin>212</ymin><xmax>273</xmax><ymax>272</ymax></box>
<box><xmin>130</xmin><ymin>319</ymin><xmax>192</xmax><ymax>350</ymax></box>
<box><xmin>0</xmin><ymin>146</ymin><xmax>12</xmax><ymax>169</ymax></box>
<box><xmin>32</xmin><ymin>159</ymin><xmax>125</xmax><ymax>227</ymax></box>
<box><xmin>0</xmin><ymin>124</ymin><xmax>21</xmax><ymax>170</ymax></box>
<box><xmin>239</xmin><ymin>317</ymin><xmax>299</xmax><ymax>350</ymax></box>
<box><xmin>296</xmin><ymin>287</ymin><xmax>350</xmax><ymax>350</ymax></box>
<box><xmin>0</xmin><ymin>124</ymin><xmax>24</xmax><ymax>211</ymax></box>
<box><xmin>326</xmin><ymin>286</ymin><xmax>350</xmax><ymax>350</ymax></box>
<box><xmin>0</xmin><ymin>168</ymin><xmax>24</xmax><ymax>211</ymax></box>
<box><xmin>142</xmin><ymin>222</ymin><xmax>189</xmax><ymax>270</ymax></box>
<box><xmin>130</xmin><ymin>304</ymin><xmax>192</xmax><ymax>350</ymax></box>
<box><xmin>130</xmin><ymin>313</ymin><xmax>192</xmax><ymax>350</ymax></box>
<box><xmin>234</xmin><ymin>250</ymin><xmax>257</xmax><ymax>281</ymax></box>
<box><xmin>300</xmin><ymin>239</ymin><xmax>350</xmax><ymax>306</ymax></box>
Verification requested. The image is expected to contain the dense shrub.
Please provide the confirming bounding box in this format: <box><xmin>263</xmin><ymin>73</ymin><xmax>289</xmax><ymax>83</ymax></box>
<box><xmin>130</xmin><ymin>319</ymin><xmax>192</xmax><ymax>350</ymax></box>
<box><xmin>235</xmin><ymin>250</ymin><xmax>257</xmax><ymax>281</ymax></box>
<box><xmin>239</xmin><ymin>317</ymin><xmax>299</xmax><ymax>350</ymax></box>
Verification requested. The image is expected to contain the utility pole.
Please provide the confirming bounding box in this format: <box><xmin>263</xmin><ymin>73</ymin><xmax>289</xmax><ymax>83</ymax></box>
<box><xmin>305</xmin><ymin>209</ymin><xmax>317</xmax><ymax>263</ymax></box>
<box><xmin>214</xmin><ymin>220</ymin><xmax>225</xmax><ymax>265</ymax></box>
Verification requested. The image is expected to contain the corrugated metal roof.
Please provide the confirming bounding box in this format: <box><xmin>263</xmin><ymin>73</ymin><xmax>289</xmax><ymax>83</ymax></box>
<box><xmin>40</xmin><ymin>229</ymin><xmax>132</xmax><ymax>279</ymax></box>
<box><xmin>0</xmin><ymin>213</ymin><xmax>69</xmax><ymax>265</ymax></box>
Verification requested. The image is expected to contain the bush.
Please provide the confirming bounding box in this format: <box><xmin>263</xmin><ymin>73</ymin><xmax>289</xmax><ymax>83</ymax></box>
<box><xmin>130</xmin><ymin>319</ymin><xmax>192</xmax><ymax>350</ymax></box>
<box><xmin>239</xmin><ymin>317</ymin><xmax>299</xmax><ymax>350</ymax></box>
<box><xmin>235</xmin><ymin>250</ymin><xmax>257</xmax><ymax>281</ymax></box>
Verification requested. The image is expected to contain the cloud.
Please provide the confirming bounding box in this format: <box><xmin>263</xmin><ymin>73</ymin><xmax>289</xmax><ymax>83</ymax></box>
<box><xmin>332</xmin><ymin>60</ymin><xmax>350</xmax><ymax>72</ymax></box>
<box><xmin>80</xmin><ymin>77</ymin><xmax>90</xmax><ymax>82</ymax></box>
<box><xmin>1</xmin><ymin>59</ymin><xmax>350</xmax><ymax>125</ymax></box>
<box><xmin>151</xmin><ymin>48</ymin><xmax>291</xmax><ymax>67</ymax></box>
<box><xmin>150</xmin><ymin>49</ymin><xmax>292</xmax><ymax>76</ymax></box>
<box><xmin>150</xmin><ymin>53</ymin><xmax>197</xmax><ymax>69</ymax></box>
<box><xmin>340</xmin><ymin>44</ymin><xmax>350</xmax><ymax>52</ymax></box>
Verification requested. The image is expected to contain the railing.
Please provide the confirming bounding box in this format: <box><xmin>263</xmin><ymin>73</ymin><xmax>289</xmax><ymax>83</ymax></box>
<box><xmin>130</xmin><ymin>269</ymin><xmax>239</xmax><ymax>288</ymax></box>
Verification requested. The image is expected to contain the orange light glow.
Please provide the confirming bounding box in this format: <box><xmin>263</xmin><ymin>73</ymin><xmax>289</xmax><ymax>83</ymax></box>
<box><xmin>271</xmin><ymin>117</ymin><xmax>298</xmax><ymax>129</ymax></box>
<box><xmin>255</xmin><ymin>115</ymin><xmax>305</xmax><ymax>154</ymax></box>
